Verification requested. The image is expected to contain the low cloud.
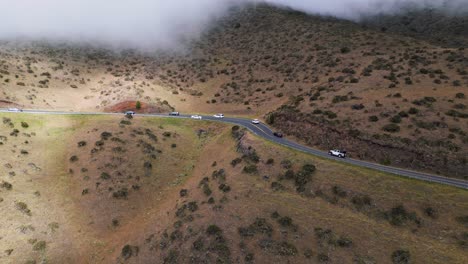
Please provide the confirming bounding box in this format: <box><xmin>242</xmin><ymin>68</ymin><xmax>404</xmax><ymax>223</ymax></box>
<box><xmin>0</xmin><ymin>0</ymin><xmax>465</xmax><ymax>50</ymax></box>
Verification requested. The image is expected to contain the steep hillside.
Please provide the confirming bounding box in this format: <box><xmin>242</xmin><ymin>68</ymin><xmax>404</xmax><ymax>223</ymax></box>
<box><xmin>0</xmin><ymin>4</ymin><xmax>467</xmax><ymax>177</ymax></box>
<box><xmin>0</xmin><ymin>114</ymin><xmax>467</xmax><ymax>264</ymax></box>
<box><xmin>362</xmin><ymin>8</ymin><xmax>468</xmax><ymax>48</ymax></box>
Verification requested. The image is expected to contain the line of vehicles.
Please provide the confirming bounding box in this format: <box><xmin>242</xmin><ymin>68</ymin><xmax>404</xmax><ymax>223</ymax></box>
<box><xmin>128</xmin><ymin>110</ymin><xmax>345</xmax><ymax>158</ymax></box>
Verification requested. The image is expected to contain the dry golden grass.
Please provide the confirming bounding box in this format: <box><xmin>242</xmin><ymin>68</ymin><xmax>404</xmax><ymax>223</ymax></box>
<box><xmin>0</xmin><ymin>114</ymin><xmax>466</xmax><ymax>263</ymax></box>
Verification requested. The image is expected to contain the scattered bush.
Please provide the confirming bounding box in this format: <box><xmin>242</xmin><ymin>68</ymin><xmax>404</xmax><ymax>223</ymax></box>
<box><xmin>351</xmin><ymin>104</ymin><xmax>365</xmax><ymax>110</ymax></box>
<box><xmin>202</xmin><ymin>183</ymin><xmax>212</xmax><ymax>196</ymax></box>
<box><xmin>271</xmin><ymin>182</ymin><xmax>286</xmax><ymax>191</ymax></box>
<box><xmin>386</xmin><ymin>205</ymin><xmax>419</xmax><ymax>226</ymax></box>
<box><xmin>278</xmin><ymin>216</ymin><xmax>293</xmax><ymax>227</ymax></box>
<box><xmin>368</xmin><ymin>115</ymin><xmax>379</xmax><ymax>122</ymax></box>
<box><xmin>32</xmin><ymin>241</ymin><xmax>46</xmax><ymax>251</ymax></box>
<box><xmin>100</xmin><ymin>172</ymin><xmax>111</xmax><ymax>180</ymax></box>
<box><xmin>206</xmin><ymin>225</ymin><xmax>223</xmax><ymax>236</ymax></box>
<box><xmin>121</xmin><ymin>245</ymin><xmax>139</xmax><ymax>260</ymax></box>
<box><xmin>446</xmin><ymin>110</ymin><xmax>468</xmax><ymax>118</ymax></box>
<box><xmin>382</xmin><ymin>123</ymin><xmax>400</xmax><ymax>133</ymax></box>
<box><xmin>340</xmin><ymin>47</ymin><xmax>351</xmax><ymax>54</ymax></box>
<box><xmin>351</xmin><ymin>194</ymin><xmax>372</xmax><ymax>209</ymax></box>
<box><xmin>424</xmin><ymin>207</ymin><xmax>437</xmax><ymax>218</ymax></box>
<box><xmin>113</xmin><ymin>188</ymin><xmax>129</xmax><ymax>199</ymax></box>
<box><xmin>219</xmin><ymin>184</ymin><xmax>231</xmax><ymax>193</ymax></box>
<box><xmin>390</xmin><ymin>115</ymin><xmax>402</xmax><ymax>123</ymax></box>
<box><xmin>21</xmin><ymin>122</ymin><xmax>29</xmax><ymax>128</ymax></box>
<box><xmin>391</xmin><ymin>249</ymin><xmax>410</xmax><ymax>264</ymax></box>
<box><xmin>332</xmin><ymin>185</ymin><xmax>347</xmax><ymax>198</ymax></box>
<box><xmin>15</xmin><ymin>201</ymin><xmax>31</xmax><ymax>215</ymax></box>
<box><xmin>179</xmin><ymin>189</ymin><xmax>188</xmax><ymax>197</ymax></box>
<box><xmin>408</xmin><ymin>107</ymin><xmax>419</xmax><ymax>114</ymax></box>
<box><xmin>456</xmin><ymin>215</ymin><xmax>468</xmax><ymax>227</ymax></box>
<box><xmin>243</xmin><ymin>164</ymin><xmax>258</xmax><ymax>174</ymax></box>
<box><xmin>1</xmin><ymin>181</ymin><xmax>12</xmax><ymax>190</ymax></box>
<box><xmin>231</xmin><ymin>157</ymin><xmax>242</xmax><ymax>167</ymax></box>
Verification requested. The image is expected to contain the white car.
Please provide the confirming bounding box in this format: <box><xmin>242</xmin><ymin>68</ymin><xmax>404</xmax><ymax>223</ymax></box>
<box><xmin>329</xmin><ymin>149</ymin><xmax>347</xmax><ymax>158</ymax></box>
<box><xmin>8</xmin><ymin>108</ymin><xmax>22</xmax><ymax>112</ymax></box>
<box><xmin>252</xmin><ymin>119</ymin><xmax>260</xmax><ymax>124</ymax></box>
<box><xmin>191</xmin><ymin>115</ymin><xmax>202</xmax><ymax>120</ymax></box>
<box><xmin>213</xmin><ymin>113</ymin><xmax>224</xmax><ymax>118</ymax></box>
<box><xmin>125</xmin><ymin>111</ymin><xmax>135</xmax><ymax>116</ymax></box>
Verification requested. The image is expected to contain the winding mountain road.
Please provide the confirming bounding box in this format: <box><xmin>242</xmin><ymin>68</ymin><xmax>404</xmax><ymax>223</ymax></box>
<box><xmin>2</xmin><ymin>108</ymin><xmax>467</xmax><ymax>189</ymax></box>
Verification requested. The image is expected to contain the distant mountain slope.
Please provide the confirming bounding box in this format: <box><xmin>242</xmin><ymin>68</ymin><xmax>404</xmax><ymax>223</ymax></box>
<box><xmin>361</xmin><ymin>8</ymin><xmax>468</xmax><ymax>47</ymax></box>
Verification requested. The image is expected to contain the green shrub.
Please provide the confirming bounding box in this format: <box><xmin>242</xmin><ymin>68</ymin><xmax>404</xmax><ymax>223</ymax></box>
<box><xmin>1</xmin><ymin>181</ymin><xmax>13</xmax><ymax>190</ymax></box>
<box><xmin>386</xmin><ymin>205</ymin><xmax>419</xmax><ymax>226</ymax></box>
<box><xmin>243</xmin><ymin>165</ymin><xmax>258</xmax><ymax>174</ymax></box>
<box><xmin>332</xmin><ymin>185</ymin><xmax>347</xmax><ymax>198</ymax></box>
<box><xmin>100</xmin><ymin>172</ymin><xmax>111</xmax><ymax>180</ymax></box>
<box><xmin>179</xmin><ymin>189</ymin><xmax>188</xmax><ymax>197</ymax></box>
<box><xmin>382</xmin><ymin>124</ymin><xmax>400</xmax><ymax>133</ymax></box>
<box><xmin>456</xmin><ymin>215</ymin><xmax>468</xmax><ymax>227</ymax></box>
<box><xmin>446</xmin><ymin>110</ymin><xmax>468</xmax><ymax>118</ymax></box>
<box><xmin>408</xmin><ymin>107</ymin><xmax>419</xmax><ymax>115</ymax></box>
<box><xmin>340</xmin><ymin>47</ymin><xmax>351</xmax><ymax>54</ymax></box>
<box><xmin>121</xmin><ymin>245</ymin><xmax>138</xmax><ymax>260</ymax></box>
<box><xmin>202</xmin><ymin>183</ymin><xmax>212</xmax><ymax>196</ymax></box>
<box><xmin>136</xmin><ymin>101</ymin><xmax>141</xmax><ymax>109</ymax></box>
<box><xmin>391</xmin><ymin>249</ymin><xmax>410</xmax><ymax>264</ymax></box>
<box><xmin>113</xmin><ymin>188</ymin><xmax>129</xmax><ymax>199</ymax></box>
<box><xmin>206</xmin><ymin>225</ymin><xmax>223</xmax><ymax>236</ymax></box>
<box><xmin>278</xmin><ymin>216</ymin><xmax>293</xmax><ymax>227</ymax></box>
<box><xmin>100</xmin><ymin>131</ymin><xmax>112</xmax><ymax>140</ymax></box>
<box><xmin>424</xmin><ymin>207</ymin><xmax>437</xmax><ymax>218</ymax></box>
<box><xmin>231</xmin><ymin>157</ymin><xmax>242</xmax><ymax>167</ymax></box>
<box><xmin>368</xmin><ymin>115</ymin><xmax>379</xmax><ymax>122</ymax></box>
<box><xmin>33</xmin><ymin>241</ymin><xmax>46</xmax><ymax>251</ymax></box>
<box><xmin>188</xmin><ymin>201</ymin><xmax>198</xmax><ymax>212</ymax></box>
<box><xmin>219</xmin><ymin>184</ymin><xmax>231</xmax><ymax>193</ymax></box>
<box><xmin>398</xmin><ymin>111</ymin><xmax>409</xmax><ymax>118</ymax></box>
<box><xmin>193</xmin><ymin>237</ymin><xmax>204</xmax><ymax>251</ymax></box>
<box><xmin>390</xmin><ymin>115</ymin><xmax>402</xmax><ymax>123</ymax></box>
<box><xmin>336</xmin><ymin>237</ymin><xmax>352</xmax><ymax>247</ymax></box>
<box><xmin>351</xmin><ymin>194</ymin><xmax>372</xmax><ymax>209</ymax></box>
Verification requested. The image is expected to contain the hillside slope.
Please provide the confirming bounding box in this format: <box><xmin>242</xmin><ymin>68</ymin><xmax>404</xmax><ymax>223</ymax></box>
<box><xmin>0</xmin><ymin>4</ymin><xmax>467</xmax><ymax>177</ymax></box>
<box><xmin>0</xmin><ymin>114</ymin><xmax>467</xmax><ymax>263</ymax></box>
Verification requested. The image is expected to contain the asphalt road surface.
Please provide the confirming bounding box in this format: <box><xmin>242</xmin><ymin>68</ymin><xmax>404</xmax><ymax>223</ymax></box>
<box><xmin>2</xmin><ymin>108</ymin><xmax>467</xmax><ymax>189</ymax></box>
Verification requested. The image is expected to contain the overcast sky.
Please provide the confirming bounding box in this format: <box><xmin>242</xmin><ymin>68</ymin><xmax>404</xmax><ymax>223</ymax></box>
<box><xmin>0</xmin><ymin>0</ymin><xmax>465</xmax><ymax>50</ymax></box>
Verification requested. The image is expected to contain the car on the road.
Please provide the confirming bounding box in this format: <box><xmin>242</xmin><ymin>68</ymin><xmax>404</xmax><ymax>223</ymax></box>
<box><xmin>329</xmin><ymin>149</ymin><xmax>346</xmax><ymax>158</ymax></box>
<box><xmin>213</xmin><ymin>113</ymin><xmax>224</xmax><ymax>118</ymax></box>
<box><xmin>8</xmin><ymin>108</ymin><xmax>22</xmax><ymax>112</ymax></box>
<box><xmin>273</xmin><ymin>132</ymin><xmax>283</xmax><ymax>138</ymax></box>
<box><xmin>252</xmin><ymin>119</ymin><xmax>260</xmax><ymax>124</ymax></box>
<box><xmin>191</xmin><ymin>115</ymin><xmax>202</xmax><ymax>120</ymax></box>
<box><xmin>169</xmin><ymin>112</ymin><xmax>180</xmax><ymax>116</ymax></box>
<box><xmin>125</xmin><ymin>111</ymin><xmax>135</xmax><ymax>116</ymax></box>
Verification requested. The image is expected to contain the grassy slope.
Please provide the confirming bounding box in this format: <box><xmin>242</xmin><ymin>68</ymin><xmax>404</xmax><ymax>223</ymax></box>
<box><xmin>1</xmin><ymin>114</ymin><xmax>465</xmax><ymax>263</ymax></box>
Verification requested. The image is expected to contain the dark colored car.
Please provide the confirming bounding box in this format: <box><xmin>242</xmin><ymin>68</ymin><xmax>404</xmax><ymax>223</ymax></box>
<box><xmin>169</xmin><ymin>112</ymin><xmax>180</xmax><ymax>116</ymax></box>
<box><xmin>273</xmin><ymin>132</ymin><xmax>283</xmax><ymax>138</ymax></box>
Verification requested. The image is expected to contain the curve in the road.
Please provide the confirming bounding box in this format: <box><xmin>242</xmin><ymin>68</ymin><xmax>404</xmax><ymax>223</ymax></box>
<box><xmin>2</xmin><ymin>109</ymin><xmax>467</xmax><ymax>189</ymax></box>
